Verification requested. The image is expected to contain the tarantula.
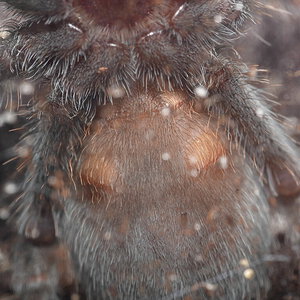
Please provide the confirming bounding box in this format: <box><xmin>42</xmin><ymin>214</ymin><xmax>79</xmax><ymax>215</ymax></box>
<box><xmin>0</xmin><ymin>0</ymin><xmax>299</xmax><ymax>299</ymax></box>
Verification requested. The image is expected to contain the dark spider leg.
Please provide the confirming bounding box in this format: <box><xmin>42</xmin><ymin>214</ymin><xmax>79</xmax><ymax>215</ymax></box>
<box><xmin>0</xmin><ymin>0</ymin><xmax>68</xmax><ymax>21</ymax></box>
<box><xmin>12</xmin><ymin>239</ymin><xmax>67</xmax><ymax>300</ymax></box>
<box><xmin>11</xmin><ymin>93</ymin><xmax>86</xmax><ymax>299</ymax></box>
<box><xmin>0</xmin><ymin>7</ymin><xmax>85</xmax><ymax>84</ymax></box>
<box><xmin>11</xmin><ymin>235</ymin><xmax>77</xmax><ymax>300</ymax></box>
<box><xmin>205</xmin><ymin>61</ymin><xmax>300</xmax><ymax>196</ymax></box>
<box><xmin>2</xmin><ymin>0</ymin><xmax>63</xmax><ymax>13</ymax></box>
<box><xmin>16</xmin><ymin>95</ymin><xmax>85</xmax><ymax>242</ymax></box>
<box><xmin>11</xmin><ymin>23</ymin><xmax>84</xmax><ymax>79</ymax></box>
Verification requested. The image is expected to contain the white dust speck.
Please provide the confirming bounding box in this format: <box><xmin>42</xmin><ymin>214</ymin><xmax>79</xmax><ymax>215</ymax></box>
<box><xmin>203</xmin><ymin>282</ymin><xmax>218</xmax><ymax>292</ymax></box>
<box><xmin>0</xmin><ymin>31</ymin><xmax>10</xmax><ymax>40</ymax></box>
<box><xmin>239</xmin><ymin>258</ymin><xmax>250</xmax><ymax>268</ymax></box>
<box><xmin>107</xmin><ymin>85</ymin><xmax>125</xmax><ymax>99</ymax></box>
<box><xmin>190</xmin><ymin>169</ymin><xmax>199</xmax><ymax>177</ymax></box>
<box><xmin>214</xmin><ymin>15</ymin><xmax>223</xmax><ymax>23</ymax></box>
<box><xmin>254</xmin><ymin>187</ymin><xmax>260</xmax><ymax>197</ymax></box>
<box><xmin>17</xmin><ymin>146</ymin><xmax>30</xmax><ymax>158</ymax></box>
<box><xmin>168</xmin><ymin>274</ymin><xmax>178</xmax><ymax>282</ymax></box>
<box><xmin>161</xmin><ymin>107</ymin><xmax>171</xmax><ymax>117</ymax></box>
<box><xmin>162</xmin><ymin>152</ymin><xmax>171</xmax><ymax>161</ymax></box>
<box><xmin>0</xmin><ymin>111</ymin><xmax>17</xmax><ymax>126</ymax></box>
<box><xmin>0</xmin><ymin>208</ymin><xmax>10</xmax><ymax>220</ymax></box>
<box><xmin>188</xmin><ymin>155</ymin><xmax>198</xmax><ymax>165</ymax></box>
<box><xmin>4</xmin><ymin>182</ymin><xmax>18</xmax><ymax>194</ymax></box>
<box><xmin>194</xmin><ymin>254</ymin><xmax>203</xmax><ymax>262</ymax></box>
<box><xmin>104</xmin><ymin>231</ymin><xmax>112</xmax><ymax>240</ymax></box>
<box><xmin>145</xmin><ymin>129</ymin><xmax>155</xmax><ymax>141</ymax></box>
<box><xmin>194</xmin><ymin>85</ymin><xmax>209</xmax><ymax>99</ymax></box>
<box><xmin>4</xmin><ymin>112</ymin><xmax>17</xmax><ymax>124</ymax></box>
<box><xmin>218</xmin><ymin>155</ymin><xmax>228</xmax><ymax>169</ymax></box>
<box><xmin>256</xmin><ymin>108</ymin><xmax>264</xmax><ymax>118</ymax></box>
<box><xmin>243</xmin><ymin>268</ymin><xmax>255</xmax><ymax>280</ymax></box>
<box><xmin>235</xmin><ymin>2</ymin><xmax>244</xmax><ymax>11</ymax></box>
<box><xmin>194</xmin><ymin>222</ymin><xmax>201</xmax><ymax>231</ymax></box>
<box><xmin>19</xmin><ymin>81</ymin><xmax>35</xmax><ymax>95</ymax></box>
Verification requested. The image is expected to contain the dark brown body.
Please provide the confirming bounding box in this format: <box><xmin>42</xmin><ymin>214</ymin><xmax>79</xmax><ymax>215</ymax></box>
<box><xmin>58</xmin><ymin>91</ymin><xmax>270</xmax><ymax>299</ymax></box>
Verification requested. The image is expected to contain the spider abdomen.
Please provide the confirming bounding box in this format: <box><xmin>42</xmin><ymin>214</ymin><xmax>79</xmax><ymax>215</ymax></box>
<box><xmin>61</xmin><ymin>91</ymin><xmax>271</xmax><ymax>299</ymax></box>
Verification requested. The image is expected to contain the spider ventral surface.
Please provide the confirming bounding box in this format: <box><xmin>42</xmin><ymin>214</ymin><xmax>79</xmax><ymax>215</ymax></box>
<box><xmin>0</xmin><ymin>0</ymin><xmax>300</xmax><ymax>299</ymax></box>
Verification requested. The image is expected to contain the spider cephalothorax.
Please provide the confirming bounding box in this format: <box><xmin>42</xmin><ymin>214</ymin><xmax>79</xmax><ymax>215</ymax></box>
<box><xmin>0</xmin><ymin>1</ymin><xmax>299</xmax><ymax>299</ymax></box>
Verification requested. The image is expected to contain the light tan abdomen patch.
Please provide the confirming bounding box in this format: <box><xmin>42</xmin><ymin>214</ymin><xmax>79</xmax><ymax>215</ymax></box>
<box><xmin>78</xmin><ymin>92</ymin><xmax>227</xmax><ymax>200</ymax></box>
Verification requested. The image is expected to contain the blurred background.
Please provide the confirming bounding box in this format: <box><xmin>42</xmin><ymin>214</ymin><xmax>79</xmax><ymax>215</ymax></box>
<box><xmin>236</xmin><ymin>1</ymin><xmax>300</xmax><ymax>298</ymax></box>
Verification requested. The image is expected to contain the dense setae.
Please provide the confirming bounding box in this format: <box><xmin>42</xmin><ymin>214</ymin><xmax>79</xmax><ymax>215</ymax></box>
<box><xmin>0</xmin><ymin>1</ymin><xmax>299</xmax><ymax>299</ymax></box>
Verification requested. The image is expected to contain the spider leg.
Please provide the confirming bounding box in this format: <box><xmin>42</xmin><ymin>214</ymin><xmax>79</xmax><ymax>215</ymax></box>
<box><xmin>0</xmin><ymin>0</ymin><xmax>64</xmax><ymax>14</ymax></box>
<box><xmin>203</xmin><ymin>60</ymin><xmax>300</xmax><ymax>196</ymax></box>
<box><xmin>0</xmin><ymin>5</ymin><xmax>84</xmax><ymax>86</ymax></box>
<box><xmin>11</xmin><ymin>238</ymin><xmax>74</xmax><ymax>300</ymax></box>
<box><xmin>10</xmin><ymin>89</ymin><xmax>86</xmax><ymax>298</ymax></box>
<box><xmin>16</xmin><ymin>91</ymin><xmax>86</xmax><ymax>239</ymax></box>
